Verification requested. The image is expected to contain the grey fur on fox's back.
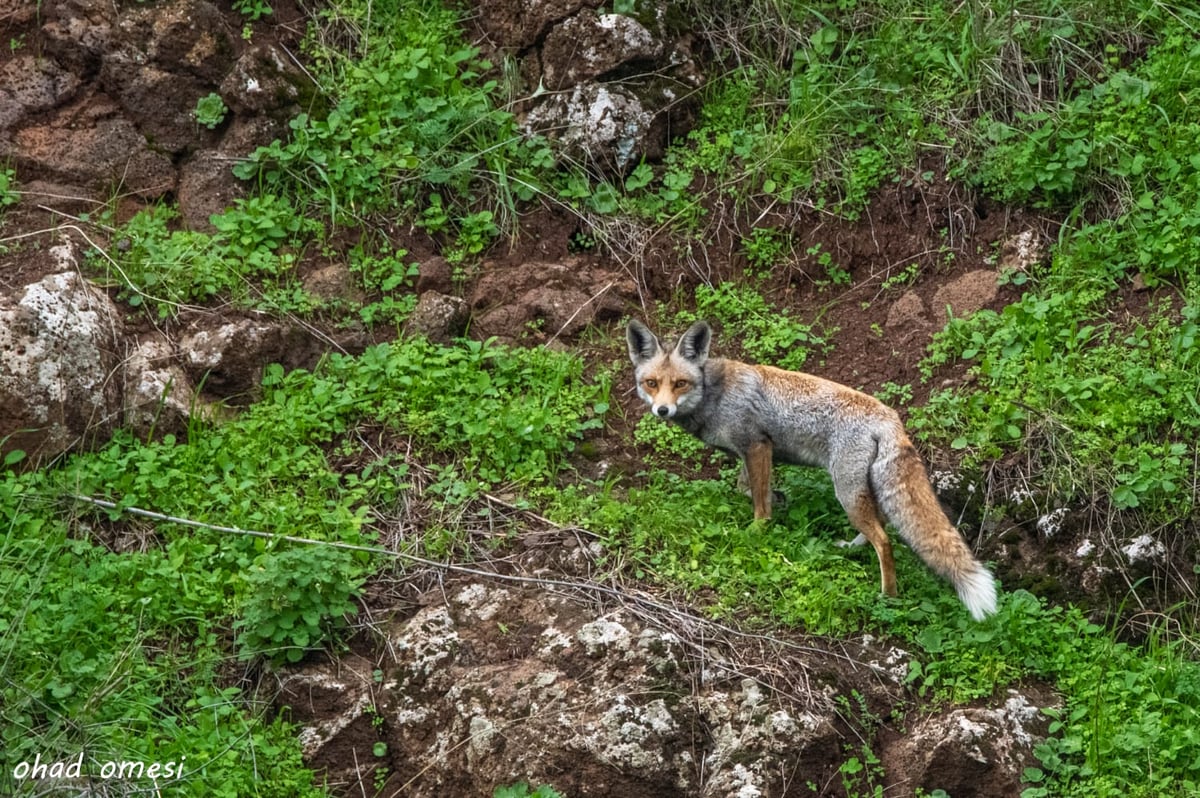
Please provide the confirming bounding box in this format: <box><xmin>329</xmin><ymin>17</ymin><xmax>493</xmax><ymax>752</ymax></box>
<box><xmin>627</xmin><ymin>318</ymin><xmax>998</xmax><ymax>621</ymax></box>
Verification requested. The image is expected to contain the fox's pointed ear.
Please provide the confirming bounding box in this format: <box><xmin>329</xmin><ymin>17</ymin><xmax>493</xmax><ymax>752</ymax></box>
<box><xmin>627</xmin><ymin>319</ymin><xmax>662</xmax><ymax>365</ymax></box>
<box><xmin>675</xmin><ymin>321</ymin><xmax>712</xmax><ymax>365</ymax></box>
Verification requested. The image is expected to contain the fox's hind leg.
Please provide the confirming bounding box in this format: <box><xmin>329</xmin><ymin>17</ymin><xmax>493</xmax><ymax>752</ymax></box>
<box><xmin>831</xmin><ymin>466</ymin><xmax>897</xmax><ymax>597</ymax></box>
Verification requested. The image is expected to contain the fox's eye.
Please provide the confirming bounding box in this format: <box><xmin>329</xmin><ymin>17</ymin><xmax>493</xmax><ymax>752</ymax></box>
<box><xmin>644</xmin><ymin>378</ymin><xmax>658</xmax><ymax>389</ymax></box>
<box><xmin>673</xmin><ymin>379</ymin><xmax>690</xmax><ymax>390</ymax></box>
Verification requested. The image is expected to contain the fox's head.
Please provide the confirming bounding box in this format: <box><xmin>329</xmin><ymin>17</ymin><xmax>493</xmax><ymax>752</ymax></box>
<box><xmin>626</xmin><ymin>319</ymin><xmax>712</xmax><ymax>419</ymax></box>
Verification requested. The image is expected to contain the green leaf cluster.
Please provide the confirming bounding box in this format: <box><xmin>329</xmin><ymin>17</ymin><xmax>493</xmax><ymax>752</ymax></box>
<box><xmin>234</xmin><ymin>3</ymin><xmax>551</xmax><ymax>243</ymax></box>
<box><xmin>914</xmin><ymin>277</ymin><xmax>1200</xmax><ymax>514</ymax></box>
<box><xmin>97</xmin><ymin>197</ymin><xmax>321</xmax><ymax>317</ymax></box>
<box><xmin>235</xmin><ymin>547</ymin><xmax>363</xmax><ymax>663</ymax></box>
<box><xmin>676</xmin><ymin>282</ymin><xmax>828</xmax><ymax>371</ymax></box>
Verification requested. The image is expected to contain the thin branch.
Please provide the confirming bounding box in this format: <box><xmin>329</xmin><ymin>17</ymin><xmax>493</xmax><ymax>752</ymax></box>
<box><xmin>66</xmin><ymin>494</ymin><xmax>858</xmax><ymax>669</ymax></box>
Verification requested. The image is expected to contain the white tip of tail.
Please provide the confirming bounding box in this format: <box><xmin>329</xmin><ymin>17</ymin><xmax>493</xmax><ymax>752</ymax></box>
<box><xmin>958</xmin><ymin>566</ymin><xmax>998</xmax><ymax>621</ymax></box>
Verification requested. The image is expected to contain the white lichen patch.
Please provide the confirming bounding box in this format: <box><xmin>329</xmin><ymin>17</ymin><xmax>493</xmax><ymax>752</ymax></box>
<box><xmin>523</xmin><ymin>84</ymin><xmax>652</xmax><ymax>171</ymax></box>
<box><xmin>1122</xmin><ymin>533</ymin><xmax>1166</xmax><ymax>563</ymax></box>
<box><xmin>531</xmin><ymin>670</ymin><xmax>560</xmax><ymax>694</ymax></box>
<box><xmin>636</xmin><ymin>627</ymin><xmax>681</xmax><ymax>672</ymax></box>
<box><xmin>392</xmin><ymin>704</ymin><xmax>431</xmax><ymax>726</ymax></box>
<box><xmin>698</xmin><ymin>678</ymin><xmax>819</xmax><ymax>791</ymax></box>
<box><xmin>538</xmin><ymin>625</ymin><xmax>573</xmax><ymax>657</ymax></box>
<box><xmin>949</xmin><ymin>713</ymin><xmax>991</xmax><ymax>762</ymax></box>
<box><xmin>1001</xmin><ymin>691</ymin><xmax>1043</xmax><ymax>749</ymax></box>
<box><xmin>860</xmin><ymin>635</ymin><xmax>911</xmax><ymax>684</ymax></box>
<box><xmin>1037</xmin><ymin>507</ymin><xmax>1068</xmax><ymax>537</ymax></box>
<box><xmin>997</xmin><ymin>229</ymin><xmax>1045</xmax><ymax>272</ymax></box>
<box><xmin>726</xmin><ymin>763</ymin><xmax>764</xmax><ymax>798</ymax></box>
<box><xmin>931</xmin><ymin>469</ymin><xmax>963</xmax><ymax>493</ymax></box>
<box><xmin>1</xmin><ymin>270</ymin><xmax>121</xmax><ymax>456</ymax></box>
<box><xmin>392</xmin><ymin>605</ymin><xmax>459</xmax><ymax>677</ymax></box>
<box><xmin>1008</xmin><ymin>486</ymin><xmax>1035</xmax><ymax>505</ymax></box>
<box><xmin>6</xmin><ymin>272</ymin><xmax>113</xmax><ymax>407</ymax></box>
<box><xmin>453</xmin><ymin>582</ymin><xmax>510</xmax><ymax>622</ymax></box>
<box><xmin>293</xmin><ymin>676</ymin><xmax>372</xmax><ymax>758</ymax></box>
<box><xmin>582</xmin><ymin>695</ymin><xmax>677</xmax><ymax>771</ymax></box>
<box><xmin>467</xmin><ymin>714</ymin><xmax>499</xmax><ymax>769</ymax></box>
<box><xmin>576</xmin><ymin>616</ymin><xmax>632</xmax><ymax>656</ymax></box>
<box><xmin>49</xmin><ymin>243</ymin><xmax>78</xmax><ymax>270</ymax></box>
<box><xmin>595</xmin><ymin>13</ymin><xmax>656</xmax><ymax>55</ymax></box>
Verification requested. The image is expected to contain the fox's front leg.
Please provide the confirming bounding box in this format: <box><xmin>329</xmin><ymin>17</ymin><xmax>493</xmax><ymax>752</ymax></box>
<box><xmin>743</xmin><ymin>439</ymin><xmax>773</xmax><ymax>520</ymax></box>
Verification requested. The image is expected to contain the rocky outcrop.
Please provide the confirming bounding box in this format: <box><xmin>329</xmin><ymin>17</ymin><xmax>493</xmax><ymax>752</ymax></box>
<box><xmin>3</xmin><ymin>0</ymin><xmax>304</xmax><ymax>217</ymax></box>
<box><xmin>281</xmin><ymin>577</ymin><xmax>847</xmax><ymax>797</ymax></box>
<box><xmin>475</xmin><ymin>0</ymin><xmax>703</xmax><ymax>172</ymax></box>
<box><xmin>468</xmin><ymin>258</ymin><xmax>633</xmax><ymax>343</ymax></box>
<box><xmin>0</xmin><ymin>264</ymin><xmax>123</xmax><ymax>459</ymax></box>
<box><xmin>881</xmin><ymin>690</ymin><xmax>1057</xmax><ymax>797</ymax></box>
<box><xmin>406</xmin><ymin>292</ymin><xmax>470</xmax><ymax>345</ymax></box>
<box><xmin>885</xmin><ymin>230</ymin><xmax>1045</xmax><ymax>334</ymax></box>
<box><xmin>122</xmin><ymin>332</ymin><xmax>203</xmax><ymax>440</ymax></box>
<box><xmin>280</xmin><ymin>568</ymin><xmax>1057</xmax><ymax>798</ymax></box>
<box><xmin>179</xmin><ymin>314</ymin><xmax>301</xmax><ymax>397</ymax></box>
<box><xmin>0</xmin><ymin>252</ymin><xmax>343</xmax><ymax>463</ymax></box>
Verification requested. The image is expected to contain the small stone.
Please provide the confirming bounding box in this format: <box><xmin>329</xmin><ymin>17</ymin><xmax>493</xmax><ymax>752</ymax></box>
<box><xmin>406</xmin><ymin>292</ymin><xmax>468</xmax><ymax>344</ymax></box>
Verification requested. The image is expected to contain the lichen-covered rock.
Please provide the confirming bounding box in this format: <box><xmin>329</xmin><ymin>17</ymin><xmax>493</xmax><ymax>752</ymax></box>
<box><xmin>996</xmin><ymin>229</ymin><xmax>1045</xmax><ymax>273</ymax></box>
<box><xmin>0</xmin><ymin>55</ymin><xmax>83</xmax><ymax>131</ymax></box>
<box><xmin>474</xmin><ymin>0</ymin><xmax>593</xmax><ymax>50</ymax></box>
<box><xmin>178</xmin><ymin>315</ymin><xmax>301</xmax><ymax>397</ymax></box>
<box><xmin>41</xmin><ymin>0</ymin><xmax>119</xmax><ymax>74</ymax></box>
<box><xmin>122</xmin><ymin>333</ymin><xmax>203</xmax><ymax>440</ymax></box>
<box><xmin>524</xmin><ymin>82</ymin><xmax>657</xmax><ymax>172</ymax></box>
<box><xmin>281</xmin><ymin>578</ymin><xmax>846</xmax><ymax>798</ymax></box>
<box><xmin>0</xmin><ymin>265</ymin><xmax>124</xmax><ymax>462</ymax></box>
<box><xmin>219</xmin><ymin>44</ymin><xmax>305</xmax><ymax>117</ymax></box>
<box><xmin>97</xmin><ymin>0</ymin><xmax>234</xmax><ymax>154</ymax></box>
<box><xmin>177</xmin><ymin>150</ymin><xmax>248</xmax><ymax>232</ymax></box>
<box><xmin>475</xmin><ymin>0</ymin><xmax>702</xmax><ymax>172</ymax></box>
<box><xmin>108</xmin><ymin>0</ymin><xmax>234</xmax><ymax>82</ymax></box>
<box><xmin>881</xmin><ymin>689</ymin><xmax>1056</xmax><ymax>797</ymax></box>
<box><xmin>406</xmin><ymin>292</ymin><xmax>469</xmax><ymax>345</ymax></box>
<box><xmin>99</xmin><ymin>56</ymin><xmax>215</xmax><ymax>155</ymax></box>
<box><xmin>5</xmin><ymin>0</ymin><xmax>296</xmax><ymax>204</ymax></box>
<box><xmin>541</xmin><ymin>12</ymin><xmax>664</xmax><ymax>91</ymax></box>
<box><xmin>10</xmin><ymin>114</ymin><xmax>177</xmax><ymax>200</ymax></box>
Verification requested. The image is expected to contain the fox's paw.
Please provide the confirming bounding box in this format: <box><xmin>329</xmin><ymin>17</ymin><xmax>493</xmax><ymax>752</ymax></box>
<box><xmin>835</xmin><ymin>533</ymin><xmax>868</xmax><ymax>549</ymax></box>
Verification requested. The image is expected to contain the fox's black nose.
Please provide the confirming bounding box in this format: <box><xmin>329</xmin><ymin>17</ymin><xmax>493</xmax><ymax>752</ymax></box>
<box><xmin>656</xmin><ymin>406</ymin><xmax>670</xmax><ymax>417</ymax></box>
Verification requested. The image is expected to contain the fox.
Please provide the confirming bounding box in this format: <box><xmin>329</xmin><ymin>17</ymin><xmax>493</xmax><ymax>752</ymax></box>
<box><xmin>626</xmin><ymin>318</ymin><xmax>997</xmax><ymax>621</ymax></box>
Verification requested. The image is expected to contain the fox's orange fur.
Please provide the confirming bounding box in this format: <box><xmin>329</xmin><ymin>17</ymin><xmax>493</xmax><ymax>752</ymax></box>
<box><xmin>628</xmin><ymin>319</ymin><xmax>997</xmax><ymax>620</ymax></box>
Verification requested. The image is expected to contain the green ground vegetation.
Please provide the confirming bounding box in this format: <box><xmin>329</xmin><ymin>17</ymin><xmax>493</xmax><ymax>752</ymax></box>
<box><xmin>3</xmin><ymin>0</ymin><xmax>1200</xmax><ymax>796</ymax></box>
<box><xmin>1</xmin><ymin>338</ymin><xmax>606</xmax><ymax>795</ymax></box>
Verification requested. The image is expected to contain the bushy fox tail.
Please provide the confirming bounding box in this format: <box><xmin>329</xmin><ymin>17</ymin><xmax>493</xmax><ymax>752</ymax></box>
<box><xmin>872</xmin><ymin>437</ymin><xmax>998</xmax><ymax>621</ymax></box>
